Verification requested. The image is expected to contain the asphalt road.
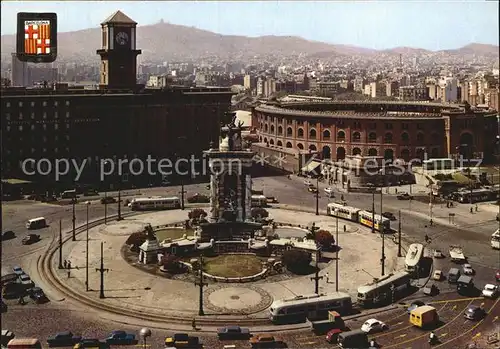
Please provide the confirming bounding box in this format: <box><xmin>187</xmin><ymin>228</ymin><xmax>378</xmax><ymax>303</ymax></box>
<box><xmin>2</xmin><ymin>174</ymin><xmax>500</xmax><ymax>348</ymax></box>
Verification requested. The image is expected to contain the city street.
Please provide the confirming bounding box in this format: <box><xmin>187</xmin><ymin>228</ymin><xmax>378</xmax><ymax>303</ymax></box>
<box><xmin>2</xmin><ymin>174</ymin><xmax>500</xmax><ymax>348</ymax></box>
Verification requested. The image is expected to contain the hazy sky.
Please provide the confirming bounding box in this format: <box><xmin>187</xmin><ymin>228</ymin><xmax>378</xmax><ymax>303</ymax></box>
<box><xmin>1</xmin><ymin>1</ymin><xmax>498</xmax><ymax>50</ymax></box>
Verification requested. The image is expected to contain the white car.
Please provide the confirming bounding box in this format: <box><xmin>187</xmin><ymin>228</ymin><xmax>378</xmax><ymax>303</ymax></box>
<box><xmin>463</xmin><ymin>264</ymin><xmax>474</xmax><ymax>275</ymax></box>
<box><xmin>482</xmin><ymin>284</ymin><xmax>499</xmax><ymax>298</ymax></box>
<box><xmin>303</xmin><ymin>179</ymin><xmax>312</xmax><ymax>186</ymax></box>
<box><xmin>324</xmin><ymin>187</ymin><xmax>334</xmax><ymax>196</ymax></box>
<box><xmin>361</xmin><ymin>318</ymin><xmax>388</xmax><ymax>333</ymax></box>
<box><xmin>432</xmin><ymin>270</ymin><xmax>443</xmax><ymax>281</ymax></box>
<box><xmin>433</xmin><ymin>249</ymin><xmax>444</xmax><ymax>258</ymax></box>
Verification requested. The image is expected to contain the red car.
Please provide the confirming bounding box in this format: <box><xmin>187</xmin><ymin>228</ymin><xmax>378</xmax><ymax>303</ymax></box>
<box><xmin>496</xmin><ymin>270</ymin><xmax>500</xmax><ymax>282</ymax></box>
<box><xmin>325</xmin><ymin>328</ymin><xmax>343</xmax><ymax>343</ymax></box>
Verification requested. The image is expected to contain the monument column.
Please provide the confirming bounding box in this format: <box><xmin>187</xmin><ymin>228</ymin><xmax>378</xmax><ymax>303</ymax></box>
<box><xmin>237</xmin><ymin>173</ymin><xmax>244</xmax><ymax>221</ymax></box>
<box><xmin>209</xmin><ymin>173</ymin><xmax>218</xmax><ymax>221</ymax></box>
<box><xmin>245</xmin><ymin>173</ymin><xmax>252</xmax><ymax>221</ymax></box>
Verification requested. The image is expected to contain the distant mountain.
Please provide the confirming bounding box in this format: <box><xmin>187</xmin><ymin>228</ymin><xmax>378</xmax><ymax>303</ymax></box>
<box><xmin>1</xmin><ymin>21</ymin><xmax>498</xmax><ymax>62</ymax></box>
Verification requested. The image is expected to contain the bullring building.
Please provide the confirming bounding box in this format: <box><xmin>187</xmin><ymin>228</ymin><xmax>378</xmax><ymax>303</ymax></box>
<box><xmin>251</xmin><ymin>100</ymin><xmax>498</xmax><ymax>185</ymax></box>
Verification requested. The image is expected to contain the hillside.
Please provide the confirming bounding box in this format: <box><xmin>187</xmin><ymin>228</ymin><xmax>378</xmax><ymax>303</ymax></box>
<box><xmin>1</xmin><ymin>21</ymin><xmax>498</xmax><ymax>62</ymax></box>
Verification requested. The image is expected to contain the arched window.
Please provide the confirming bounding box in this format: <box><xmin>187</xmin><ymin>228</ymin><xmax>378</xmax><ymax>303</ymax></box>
<box><xmin>368</xmin><ymin>132</ymin><xmax>377</xmax><ymax>143</ymax></box>
<box><xmin>270</xmin><ymin>125</ymin><xmax>275</xmax><ymax>134</ymax></box>
<box><xmin>309</xmin><ymin>129</ymin><xmax>317</xmax><ymax>139</ymax></box>
<box><xmin>270</xmin><ymin>139</ymin><xmax>274</xmax><ymax>145</ymax></box>
<box><xmin>259</xmin><ymin>136</ymin><xmax>262</xmax><ymax>142</ymax></box>
<box><xmin>337</xmin><ymin>130</ymin><xmax>345</xmax><ymax>141</ymax></box>
<box><xmin>384</xmin><ymin>149</ymin><xmax>394</xmax><ymax>160</ymax></box>
<box><xmin>322</xmin><ymin>146</ymin><xmax>331</xmax><ymax>159</ymax></box>
<box><xmin>286</xmin><ymin>142</ymin><xmax>292</xmax><ymax>148</ymax></box>
<box><xmin>277</xmin><ymin>126</ymin><xmax>283</xmax><ymax>135</ymax></box>
<box><xmin>416</xmin><ymin>132</ymin><xmax>424</xmax><ymax>145</ymax></box>
<box><xmin>264</xmin><ymin>124</ymin><xmax>268</xmax><ymax>132</ymax></box>
<box><xmin>323</xmin><ymin>130</ymin><xmax>331</xmax><ymax>140</ymax></box>
<box><xmin>263</xmin><ymin>137</ymin><xmax>268</xmax><ymax>144</ymax></box>
<box><xmin>336</xmin><ymin>147</ymin><xmax>346</xmax><ymax>160</ymax></box>
<box><xmin>401</xmin><ymin>132</ymin><xmax>409</xmax><ymax>143</ymax></box>
<box><xmin>401</xmin><ymin>149</ymin><xmax>410</xmax><ymax>161</ymax></box>
<box><xmin>352</xmin><ymin>147</ymin><xmax>362</xmax><ymax>155</ymax></box>
<box><xmin>352</xmin><ymin>132</ymin><xmax>361</xmax><ymax>142</ymax></box>
<box><xmin>368</xmin><ymin>148</ymin><xmax>378</xmax><ymax>156</ymax></box>
<box><xmin>309</xmin><ymin>144</ymin><xmax>317</xmax><ymax>151</ymax></box>
<box><xmin>287</xmin><ymin>127</ymin><xmax>293</xmax><ymax>136</ymax></box>
<box><xmin>277</xmin><ymin>140</ymin><xmax>283</xmax><ymax>147</ymax></box>
<box><xmin>297</xmin><ymin>143</ymin><xmax>304</xmax><ymax>150</ymax></box>
<box><xmin>384</xmin><ymin>133</ymin><xmax>393</xmax><ymax>144</ymax></box>
<box><xmin>298</xmin><ymin>128</ymin><xmax>304</xmax><ymax>138</ymax></box>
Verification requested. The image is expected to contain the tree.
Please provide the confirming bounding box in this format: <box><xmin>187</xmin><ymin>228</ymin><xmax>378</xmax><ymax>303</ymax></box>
<box><xmin>251</xmin><ymin>207</ymin><xmax>269</xmax><ymax>220</ymax></box>
<box><xmin>315</xmin><ymin>229</ymin><xmax>335</xmax><ymax>248</ymax></box>
<box><xmin>188</xmin><ymin>208</ymin><xmax>207</xmax><ymax>220</ymax></box>
<box><xmin>126</xmin><ymin>231</ymin><xmax>148</xmax><ymax>251</ymax></box>
<box><xmin>282</xmin><ymin>249</ymin><xmax>312</xmax><ymax>273</ymax></box>
<box><xmin>161</xmin><ymin>254</ymin><xmax>181</xmax><ymax>272</ymax></box>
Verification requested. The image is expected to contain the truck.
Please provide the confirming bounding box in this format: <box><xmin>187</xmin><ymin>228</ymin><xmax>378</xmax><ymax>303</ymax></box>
<box><xmin>307</xmin><ymin>311</ymin><xmax>345</xmax><ymax>335</ymax></box>
<box><xmin>409</xmin><ymin>305</ymin><xmax>439</xmax><ymax>328</ymax></box>
<box><xmin>449</xmin><ymin>245</ymin><xmax>466</xmax><ymax>263</ymax></box>
<box><xmin>249</xmin><ymin>334</ymin><xmax>280</xmax><ymax>348</ymax></box>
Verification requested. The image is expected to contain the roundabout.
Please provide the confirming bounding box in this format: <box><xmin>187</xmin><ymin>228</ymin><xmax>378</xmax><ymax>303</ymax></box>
<box><xmin>38</xmin><ymin>206</ymin><xmax>402</xmax><ymax>331</ymax></box>
<box><xmin>203</xmin><ymin>254</ymin><xmax>264</xmax><ymax>278</ymax></box>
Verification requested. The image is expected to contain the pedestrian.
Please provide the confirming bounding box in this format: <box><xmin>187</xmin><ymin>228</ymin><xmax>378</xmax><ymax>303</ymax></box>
<box><xmin>470</xmin><ymin>207</ymin><xmax>473</xmax><ymax>213</ymax></box>
<box><xmin>18</xmin><ymin>295</ymin><xmax>25</xmax><ymax>305</ymax></box>
<box><xmin>67</xmin><ymin>270</ymin><xmax>71</xmax><ymax>278</ymax></box>
<box><xmin>325</xmin><ymin>272</ymin><xmax>329</xmax><ymax>283</ymax></box>
<box><xmin>191</xmin><ymin>318</ymin><xmax>196</xmax><ymax>330</ymax></box>
<box><xmin>395</xmin><ymin>188</ymin><xmax>398</xmax><ymax>194</ymax></box>
<box><xmin>67</xmin><ymin>260</ymin><xmax>71</xmax><ymax>269</ymax></box>
<box><xmin>430</xmin><ymin>219</ymin><xmax>433</xmax><ymax>226</ymax></box>
<box><xmin>424</xmin><ymin>234</ymin><xmax>429</xmax><ymax>243</ymax></box>
<box><xmin>63</xmin><ymin>260</ymin><xmax>67</xmax><ymax>269</ymax></box>
<box><xmin>475</xmin><ymin>204</ymin><xmax>478</xmax><ymax>212</ymax></box>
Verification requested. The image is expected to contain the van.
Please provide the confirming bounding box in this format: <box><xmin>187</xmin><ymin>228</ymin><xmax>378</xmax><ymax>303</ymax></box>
<box><xmin>337</xmin><ymin>329</ymin><xmax>369</xmax><ymax>348</ymax></box>
<box><xmin>7</xmin><ymin>338</ymin><xmax>42</xmax><ymax>348</ymax></box>
<box><xmin>26</xmin><ymin>217</ymin><xmax>46</xmax><ymax>230</ymax></box>
<box><xmin>448</xmin><ymin>268</ymin><xmax>460</xmax><ymax>283</ymax></box>
<box><xmin>457</xmin><ymin>275</ymin><xmax>474</xmax><ymax>295</ymax></box>
<box><xmin>409</xmin><ymin>305</ymin><xmax>439</xmax><ymax>328</ymax></box>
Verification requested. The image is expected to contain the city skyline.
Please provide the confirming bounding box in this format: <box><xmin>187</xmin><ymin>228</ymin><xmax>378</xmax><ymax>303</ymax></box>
<box><xmin>1</xmin><ymin>1</ymin><xmax>498</xmax><ymax>51</ymax></box>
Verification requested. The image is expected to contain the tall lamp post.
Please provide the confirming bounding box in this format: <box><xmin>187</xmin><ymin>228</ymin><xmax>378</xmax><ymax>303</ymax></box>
<box><xmin>58</xmin><ymin>220</ymin><xmax>63</xmax><ymax>269</ymax></box>
<box><xmin>85</xmin><ymin>201</ymin><xmax>90</xmax><ymax>292</ymax></box>
<box><xmin>195</xmin><ymin>254</ymin><xmax>208</xmax><ymax>316</ymax></box>
<box><xmin>380</xmin><ymin>188</ymin><xmax>385</xmax><ymax>276</ymax></box>
<box><xmin>335</xmin><ymin>215</ymin><xmax>339</xmax><ymax>292</ymax></box>
<box><xmin>117</xmin><ymin>174</ymin><xmax>122</xmax><ymax>221</ymax></box>
<box><xmin>315</xmin><ymin>175</ymin><xmax>319</xmax><ymax>216</ymax></box>
<box><xmin>456</xmin><ymin>144</ymin><xmax>473</xmax><ymax>209</ymax></box>
<box><xmin>72</xmin><ymin>197</ymin><xmax>76</xmax><ymax>241</ymax></box>
<box><xmin>177</xmin><ymin>136</ymin><xmax>187</xmax><ymax>210</ymax></box>
<box><xmin>103</xmin><ymin>160</ymin><xmax>110</xmax><ymax>224</ymax></box>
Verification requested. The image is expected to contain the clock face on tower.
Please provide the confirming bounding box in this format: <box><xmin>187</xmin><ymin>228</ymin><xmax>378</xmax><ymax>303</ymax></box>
<box><xmin>115</xmin><ymin>31</ymin><xmax>129</xmax><ymax>46</ymax></box>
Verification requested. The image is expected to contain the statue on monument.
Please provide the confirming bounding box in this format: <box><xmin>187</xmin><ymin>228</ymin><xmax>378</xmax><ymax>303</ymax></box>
<box><xmin>220</xmin><ymin>112</ymin><xmax>244</xmax><ymax>151</ymax></box>
<box><xmin>144</xmin><ymin>224</ymin><xmax>156</xmax><ymax>240</ymax></box>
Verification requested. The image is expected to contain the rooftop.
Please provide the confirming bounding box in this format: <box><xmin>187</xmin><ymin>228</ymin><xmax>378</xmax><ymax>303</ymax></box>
<box><xmin>101</xmin><ymin>10</ymin><xmax>137</xmax><ymax>26</ymax></box>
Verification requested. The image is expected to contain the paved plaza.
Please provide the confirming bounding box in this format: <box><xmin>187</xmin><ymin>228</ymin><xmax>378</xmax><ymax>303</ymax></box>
<box><xmin>56</xmin><ymin>207</ymin><xmax>404</xmax><ymax>319</ymax></box>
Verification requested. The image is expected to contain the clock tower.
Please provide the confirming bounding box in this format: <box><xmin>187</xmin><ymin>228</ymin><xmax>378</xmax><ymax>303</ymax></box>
<box><xmin>96</xmin><ymin>10</ymin><xmax>141</xmax><ymax>89</ymax></box>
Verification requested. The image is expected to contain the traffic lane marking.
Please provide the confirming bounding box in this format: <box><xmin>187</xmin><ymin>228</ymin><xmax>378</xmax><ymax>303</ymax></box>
<box><xmin>381</xmin><ymin>299</ymin><xmax>476</xmax><ymax>348</ymax></box>
<box><xmin>434</xmin><ymin>297</ymin><xmax>500</xmax><ymax>348</ymax></box>
<box><xmin>427</xmin><ymin>296</ymin><xmax>483</xmax><ymax>304</ymax></box>
<box><xmin>370</xmin><ymin>301</ymin><xmax>450</xmax><ymax>340</ymax></box>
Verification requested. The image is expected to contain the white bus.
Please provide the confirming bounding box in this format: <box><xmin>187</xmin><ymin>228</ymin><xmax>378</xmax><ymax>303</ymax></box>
<box><xmin>492</xmin><ymin>229</ymin><xmax>500</xmax><ymax>249</ymax></box>
<box><xmin>405</xmin><ymin>243</ymin><xmax>424</xmax><ymax>274</ymax></box>
<box><xmin>357</xmin><ymin>271</ymin><xmax>411</xmax><ymax>307</ymax></box>
<box><xmin>269</xmin><ymin>292</ymin><xmax>352</xmax><ymax>323</ymax></box>
<box><xmin>26</xmin><ymin>217</ymin><xmax>47</xmax><ymax>230</ymax></box>
<box><xmin>130</xmin><ymin>197</ymin><xmax>181</xmax><ymax>211</ymax></box>
<box><xmin>251</xmin><ymin>195</ymin><xmax>267</xmax><ymax>207</ymax></box>
<box><xmin>357</xmin><ymin>210</ymin><xmax>391</xmax><ymax>233</ymax></box>
<box><xmin>326</xmin><ymin>203</ymin><xmax>360</xmax><ymax>221</ymax></box>
<box><xmin>61</xmin><ymin>189</ymin><xmax>77</xmax><ymax>199</ymax></box>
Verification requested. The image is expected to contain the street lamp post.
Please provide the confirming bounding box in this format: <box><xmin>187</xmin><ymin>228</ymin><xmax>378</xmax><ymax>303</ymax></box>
<box><xmin>335</xmin><ymin>215</ymin><xmax>339</xmax><ymax>292</ymax></box>
<box><xmin>195</xmin><ymin>254</ymin><xmax>208</xmax><ymax>316</ymax></box>
<box><xmin>58</xmin><ymin>220</ymin><xmax>63</xmax><ymax>269</ymax></box>
<box><xmin>398</xmin><ymin>210</ymin><xmax>402</xmax><ymax>257</ymax></box>
<box><xmin>86</xmin><ymin>202</ymin><xmax>90</xmax><ymax>292</ymax></box>
<box><xmin>95</xmin><ymin>241</ymin><xmax>109</xmax><ymax>299</ymax></box>
<box><xmin>315</xmin><ymin>176</ymin><xmax>319</xmax><ymax>216</ymax></box>
<box><xmin>72</xmin><ymin>198</ymin><xmax>76</xmax><ymax>241</ymax></box>
<box><xmin>380</xmin><ymin>188</ymin><xmax>385</xmax><ymax>276</ymax></box>
<box><xmin>117</xmin><ymin>178</ymin><xmax>122</xmax><ymax>221</ymax></box>
<box><xmin>310</xmin><ymin>250</ymin><xmax>323</xmax><ymax>294</ymax></box>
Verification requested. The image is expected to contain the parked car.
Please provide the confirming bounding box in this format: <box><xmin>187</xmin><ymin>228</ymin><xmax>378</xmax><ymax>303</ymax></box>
<box><xmin>22</xmin><ymin>234</ymin><xmax>41</xmax><ymax>245</ymax></box>
<box><xmin>249</xmin><ymin>334</ymin><xmax>279</xmax><ymax>348</ymax></box>
<box><xmin>217</xmin><ymin>326</ymin><xmax>250</xmax><ymax>340</ymax></box>
<box><xmin>482</xmin><ymin>284</ymin><xmax>499</xmax><ymax>298</ymax></box>
<box><xmin>496</xmin><ymin>270</ymin><xmax>500</xmax><ymax>282</ymax></box>
<box><xmin>73</xmin><ymin>339</ymin><xmax>110</xmax><ymax>348</ymax></box>
<box><xmin>303</xmin><ymin>179</ymin><xmax>312</xmax><ymax>186</ymax></box>
<box><xmin>360</xmin><ymin>319</ymin><xmax>388</xmax><ymax>333</ymax></box>
<box><xmin>1</xmin><ymin>330</ymin><xmax>15</xmax><ymax>346</ymax></box>
<box><xmin>28</xmin><ymin>287</ymin><xmax>48</xmax><ymax>303</ymax></box>
<box><xmin>463</xmin><ymin>263</ymin><xmax>475</xmax><ymax>275</ymax></box>
<box><xmin>18</xmin><ymin>273</ymin><xmax>34</xmax><ymax>288</ymax></box>
<box><xmin>1</xmin><ymin>282</ymin><xmax>24</xmax><ymax>299</ymax></box>
<box><xmin>187</xmin><ymin>193</ymin><xmax>210</xmax><ymax>203</ymax></box>
<box><xmin>100</xmin><ymin>197</ymin><xmax>116</xmax><ymax>204</ymax></box>
<box><xmin>1</xmin><ymin>274</ymin><xmax>18</xmax><ymax>286</ymax></box>
<box><xmin>464</xmin><ymin>305</ymin><xmax>486</xmax><ymax>320</ymax></box>
<box><xmin>47</xmin><ymin>331</ymin><xmax>82</xmax><ymax>347</ymax></box>
<box><xmin>324</xmin><ymin>187</ymin><xmax>334</xmax><ymax>196</ymax></box>
<box><xmin>1</xmin><ymin>230</ymin><xmax>15</xmax><ymax>240</ymax></box>
<box><xmin>423</xmin><ymin>284</ymin><xmax>440</xmax><ymax>296</ymax></box>
<box><xmin>397</xmin><ymin>193</ymin><xmax>413</xmax><ymax>200</ymax></box>
<box><xmin>12</xmin><ymin>266</ymin><xmax>24</xmax><ymax>276</ymax></box>
<box><xmin>433</xmin><ymin>270</ymin><xmax>443</xmax><ymax>281</ymax></box>
<box><xmin>308</xmin><ymin>186</ymin><xmax>318</xmax><ymax>193</ymax></box>
<box><xmin>382</xmin><ymin>212</ymin><xmax>396</xmax><ymax>220</ymax></box>
<box><xmin>164</xmin><ymin>333</ymin><xmax>198</xmax><ymax>348</ymax></box>
<box><xmin>104</xmin><ymin>330</ymin><xmax>137</xmax><ymax>345</ymax></box>
<box><xmin>325</xmin><ymin>328</ymin><xmax>343</xmax><ymax>343</ymax></box>
<box><xmin>433</xmin><ymin>249</ymin><xmax>445</xmax><ymax>258</ymax></box>
<box><xmin>266</xmin><ymin>196</ymin><xmax>279</xmax><ymax>204</ymax></box>
<box><xmin>407</xmin><ymin>300</ymin><xmax>426</xmax><ymax>314</ymax></box>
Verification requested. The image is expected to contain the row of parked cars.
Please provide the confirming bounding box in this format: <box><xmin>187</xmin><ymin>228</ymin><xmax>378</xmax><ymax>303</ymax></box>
<box><xmin>1</xmin><ymin>266</ymin><xmax>47</xmax><ymax>303</ymax></box>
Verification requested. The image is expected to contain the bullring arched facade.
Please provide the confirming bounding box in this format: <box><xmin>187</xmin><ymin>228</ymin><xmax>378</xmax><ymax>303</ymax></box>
<box><xmin>253</xmin><ymin>101</ymin><xmax>497</xmax><ymax>163</ymax></box>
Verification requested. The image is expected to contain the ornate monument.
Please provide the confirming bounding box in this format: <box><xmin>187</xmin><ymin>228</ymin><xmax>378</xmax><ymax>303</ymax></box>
<box><xmin>199</xmin><ymin>112</ymin><xmax>261</xmax><ymax>241</ymax></box>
